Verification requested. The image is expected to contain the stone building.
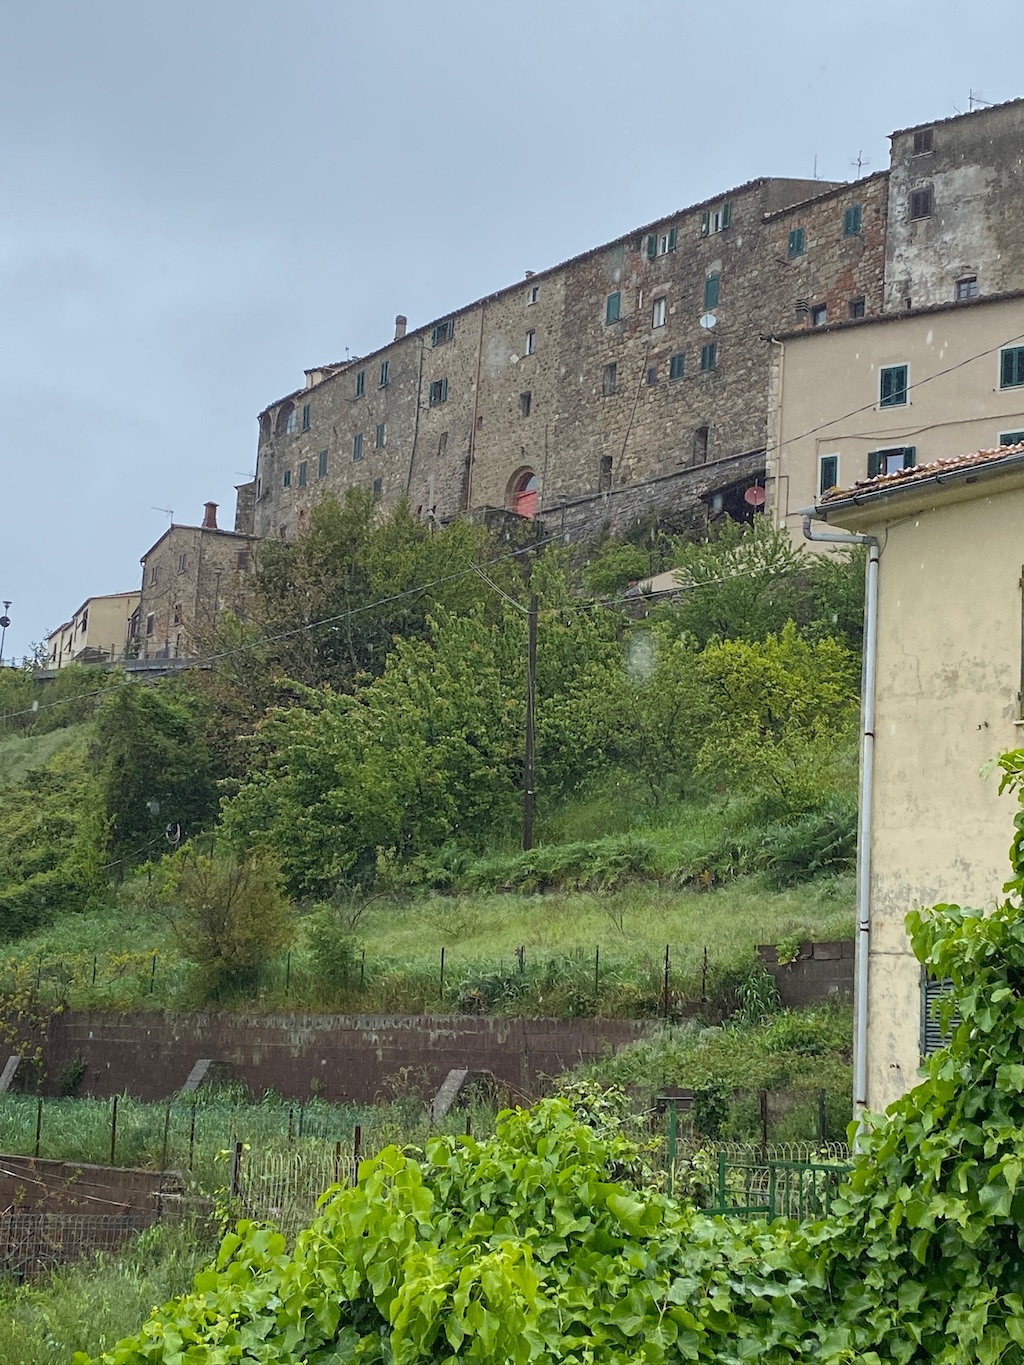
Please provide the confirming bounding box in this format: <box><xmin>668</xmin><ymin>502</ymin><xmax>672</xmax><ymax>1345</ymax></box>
<box><xmin>135</xmin><ymin>503</ymin><xmax>256</xmax><ymax>661</ymax></box>
<box><xmin>236</xmin><ymin>98</ymin><xmax>1024</xmax><ymax>550</ymax></box>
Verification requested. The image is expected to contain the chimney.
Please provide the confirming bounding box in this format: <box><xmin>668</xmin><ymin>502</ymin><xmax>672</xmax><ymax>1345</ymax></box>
<box><xmin>525</xmin><ymin>270</ymin><xmax>535</xmax><ymax>278</ymax></box>
<box><xmin>394</xmin><ymin>314</ymin><xmax>407</xmax><ymax>340</ymax></box>
<box><xmin>203</xmin><ymin>501</ymin><xmax>218</xmax><ymax>530</ymax></box>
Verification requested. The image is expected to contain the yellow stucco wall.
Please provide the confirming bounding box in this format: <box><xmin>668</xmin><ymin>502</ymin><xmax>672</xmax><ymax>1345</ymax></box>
<box><xmin>830</xmin><ymin>476</ymin><xmax>1024</xmax><ymax>1111</ymax></box>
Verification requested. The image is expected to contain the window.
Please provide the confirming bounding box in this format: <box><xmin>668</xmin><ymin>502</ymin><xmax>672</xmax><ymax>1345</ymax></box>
<box><xmin>520</xmin><ymin>392</ymin><xmax>532</xmax><ymax>417</ymax></box>
<box><xmin>236</xmin><ymin>549</ymin><xmax>250</xmax><ymax>571</ymax></box>
<box><xmin>704</xmin><ymin>273</ymin><xmax>720</xmax><ymax>309</ymax></box>
<box><xmin>431</xmin><ymin>319</ymin><xmax>453</xmax><ymax>347</ymax></box>
<box><xmin>353</xmin><ymin>433</ymin><xmax>363</xmax><ymax>462</ymax></box>
<box><xmin>172</xmin><ymin>603</ymin><xmax>183</xmax><ymax>626</ymax></box>
<box><xmin>909</xmin><ymin>187</ymin><xmax>933</xmax><ymax>220</ymax></box>
<box><xmin>912</xmin><ymin>128</ymin><xmax>934</xmax><ymax>156</ymax></box>
<box><xmin>955</xmin><ymin>276</ymin><xmax>978</xmax><ymax>301</ymax></box>
<box><xmin>298</xmin><ymin>461</ymin><xmax>307</xmax><ymax>487</ymax></box>
<box><xmin>145</xmin><ymin>613</ymin><xmax>155</xmax><ymax>637</ymax></box>
<box><xmin>669</xmin><ymin>352</ymin><xmax>685</xmax><ymax>380</ymax></box>
<box><xmin>788</xmin><ymin>227</ymin><xmax>805</xmax><ymax>258</ymax></box>
<box><xmin>355</xmin><ymin>369</ymin><xmax>365</xmax><ymax>397</ymax></box>
<box><xmin>599</xmin><ymin>455</ymin><xmax>613</xmax><ymax>491</ymax></box>
<box><xmin>646</xmin><ymin>366</ymin><xmax>658</xmax><ymax>386</ymax></box>
<box><xmin>848</xmin><ymin>296</ymin><xmax>866</xmax><ymax>320</ymax></box>
<box><xmin>700</xmin><ymin>343</ymin><xmax>717</xmax><ymax>372</ymax></box>
<box><xmin>810</xmin><ymin>303</ymin><xmax>827</xmax><ymax>327</ymax></box>
<box><xmin>79</xmin><ymin>610</ymin><xmax>88</xmax><ymax>632</ymax></box>
<box><xmin>256</xmin><ymin>476</ymin><xmax>262</xmax><ymax>501</ymax></box>
<box><xmin>879</xmin><ymin>364</ymin><xmax>909</xmax><ymax>407</ymax></box>
<box><xmin>528</xmin><ymin>284</ymin><xmax>540</xmax><ymax>304</ymax></box>
<box><xmin>603</xmin><ymin>362</ymin><xmax>618</xmax><ymax>395</ymax></box>
<box><xmin>843</xmin><ymin>204</ymin><xmax>862</xmax><ymax>237</ymax></box>
<box><xmin>867</xmin><ymin>446</ymin><xmax>916</xmax><ymax>477</ymax></box>
<box><xmin>819</xmin><ymin>453</ymin><xmax>839</xmax><ymax>494</ymax></box>
<box><xmin>438</xmin><ymin>431</ymin><xmax>448</xmax><ymax>456</ymax></box>
<box><xmin>318</xmin><ymin>448</ymin><xmax>329</xmax><ymax>477</ymax></box>
<box><xmin>605</xmin><ymin>291</ymin><xmax>621</xmax><ymax>324</ymax></box>
<box><xmin>525</xmin><ymin>329</ymin><xmax>536</xmax><ymax>355</ymax></box>
<box><xmin>259</xmin><ymin>413</ymin><xmax>271</xmax><ymax>443</ymax></box>
<box><xmin>429</xmin><ymin>377</ymin><xmax>448</xmax><ymax>406</ymax></box>
<box><xmin>176</xmin><ymin>552</ymin><xmax>186</xmax><ymax>574</ymax></box>
<box><xmin>376</xmin><ymin>423</ymin><xmax>386</xmax><ymax>448</ymax></box>
<box><xmin>652</xmin><ymin>296</ymin><xmax>667</xmax><ymax>328</ymax></box>
<box><xmin>276</xmin><ymin>402</ymin><xmax>296</xmax><ymax>436</ymax></box>
<box><xmin>149</xmin><ymin>563</ymin><xmax>159</xmax><ymax>585</ymax></box>
<box><xmin>302</xmin><ymin>403</ymin><xmax>311</xmax><ymax>432</ymax></box>
<box><xmin>692</xmin><ymin>426</ymin><xmax>709</xmax><ymax>465</ymax></box>
<box><xmin>999</xmin><ymin>431</ymin><xmax>1024</xmax><ymax>447</ymax></box>
<box><xmin>1002</xmin><ymin>348</ymin><xmax>1024</xmax><ymax>388</ymax></box>
<box><xmin>379</xmin><ymin>360</ymin><xmax>389</xmax><ymax>388</ymax></box>
<box><xmin>700</xmin><ymin>203</ymin><xmax>731</xmax><ymax>236</ymax></box>
<box><xmin>372</xmin><ymin>478</ymin><xmax>383</xmax><ymax>498</ymax></box>
<box><xmin>646</xmin><ymin>227</ymin><xmax>677</xmax><ymax>258</ymax></box>
<box><xmin>283</xmin><ymin>469</ymin><xmax>292</xmax><ymax>488</ymax></box>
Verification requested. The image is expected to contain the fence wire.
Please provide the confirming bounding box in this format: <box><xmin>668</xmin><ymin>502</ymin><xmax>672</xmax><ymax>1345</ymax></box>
<box><xmin>0</xmin><ymin>1212</ymin><xmax>154</xmax><ymax>1279</ymax></box>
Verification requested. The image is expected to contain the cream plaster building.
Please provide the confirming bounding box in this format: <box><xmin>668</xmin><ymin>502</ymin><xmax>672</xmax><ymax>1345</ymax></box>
<box><xmin>45</xmin><ymin>592</ymin><xmax>140</xmax><ymax>670</ymax></box>
<box><xmin>806</xmin><ymin>446</ymin><xmax>1024</xmax><ymax>1114</ymax></box>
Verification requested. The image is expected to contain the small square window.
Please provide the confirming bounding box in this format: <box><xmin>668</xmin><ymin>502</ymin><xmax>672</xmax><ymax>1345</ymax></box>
<box><xmin>528</xmin><ymin>284</ymin><xmax>539</xmax><ymax>305</ymax></box>
<box><xmin>909</xmin><ymin>187</ymin><xmax>933</xmax><ymax>220</ymax></box>
<box><xmin>376</xmin><ymin>423</ymin><xmax>386</xmax><ymax>448</ymax></box>
<box><xmin>819</xmin><ymin>453</ymin><xmax>839</xmax><ymax>495</ymax></box>
<box><xmin>283</xmin><ymin>469</ymin><xmax>292</xmax><ymax>488</ymax></box>
<box><xmin>298</xmin><ymin>461</ymin><xmax>307</xmax><ymax>487</ymax></box>
<box><xmin>379</xmin><ymin>360</ymin><xmax>389</xmax><ymax>388</ymax></box>
<box><xmin>353</xmin><ymin>433</ymin><xmax>363</xmax><ymax>462</ymax></box>
<box><xmin>372</xmin><ymin>478</ymin><xmax>383</xmax><ymax>498</ymax></box>
<box><xmin>669</xmin><ymin>353</ymin><xmax>684</xmax><ymax>381</ymax></box>
<box><xmin>955</xmin><ymin>276</ymin><xmax>978</xmax><ymax>301</ymax></box>
<box><xmin>810</xmin><ymin>303</ymin><xmax>827</xmax><ymax>327</ymax></box>
<box><xmin>700</xmin><ymin>343</ymin><xmax>717</xmax><ymax>372</ymax></box>
<box><xmin>998</xmin><ymin>430</ymin><xmax>1024</xmax><ymax>447</ymax></box>
<box><xmin>603</xmin><ymin>362</ymin><xmax>618</xmax><ymax>395</ymax></box>
<box><xmin>520</xmin><ymin>392</ymin><xmax>532</xmax><ymax>417</ymax></box>
<box><xmin>912</xmin><ymin>128</ymin><xmax>933</xmax><ymax>155</ymax></box>
<box><xmin>525</xmin><ymin>329</ymin><xmax>536</xmax><ymax>355</ymax></box>
<box><xmin>699</xmin><ymin>203</ymin><xmax>731</xmax><ymax>237</ymax></box>
<box><xmin>867</xmin><ymin>446</ymin><xmax>916</xmax><ymax>477</ymax></box>
<box><xmin>843</xmin><ymin>205</ymin><xmax>862</xmax><ymax>237</ymax></box>
<box><xmin>646</xmin><ymin>366</ymin><xmax>658</xmax><ymax>386</ymax></box>
<box><xmin>848</xmin><ymin>297</ymin><xmax>866</xmax><ymax>320</ymax></box>
<box><xmin>879</xmin><ymin>364</ymin><xmax>908</xmax><ymax>407</ymax></box>
<box><xmin>429</xmin><ymin>378</ymin><xmax>448</xmax><ymax>406</ymax></box>
<box><xmin>318</xmin><ymin>449</ymin><xmax>329</xmax><ymax>477</ymax></box>
<box><xmin>652</xmin><ymin>296</ymin><xmax>667</xmax><ymax>328</ymax></box>
<box><xmin>301</xmin><ymin>402</ymin><xmax>311</xmax><ymax>431</ymax></box>
<box><xmin>788</xmin><ymin>227</ymin><xmax>805</xmax><ymax>258</ymax></box>
<box><xmin>355</xmin><ymin>370</ymin><xmax>365</xmax><ymax>397</ymax></box>
<box><xmin>177</xmin><ymin>552</ymin><xmax>187</xmax><ymax>574</ymax></box>
<box><xmin>1001</xmin><ymin>347</ymin><xmax>1024</xmax><ymax>389</ymax></box>
<box><xmin>605</xmin><ymin>291</ymin><xmax>621</xmax><ymax>324</ymax></box>
<box><xmin>431</xmin><ymin>319</ymin><xmax>453</xmax><ymax>347</ymax></box>
<box><xmin>646</xmin><ymin>227</ymin><xmax>677</xmax><ymax>257</ymax></box>
<box><xmin>704</xmin><ymin>273</ymin><xmax>720</xmax><ymax>309</ymax></box>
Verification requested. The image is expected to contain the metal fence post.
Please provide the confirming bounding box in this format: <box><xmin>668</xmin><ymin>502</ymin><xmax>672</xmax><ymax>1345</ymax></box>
<box><xmin>666</xmin><ymin>1100</ymin><xmax>678</xmax><ymax>1199</ymax></box>
<box><xmin>109</xmin><ymin>1095</ymin><xmax>119</xmax><ymax>1166</ymax></box>
<box><xmin>34</xmin><ymin>1097</ymin><xmax>42</xmax><ymax>1159</ymax></box>
<box><xmin>230</xmin><ymin>1140</ymin><xmax>243</xmax><ymax>1198</ymax></box>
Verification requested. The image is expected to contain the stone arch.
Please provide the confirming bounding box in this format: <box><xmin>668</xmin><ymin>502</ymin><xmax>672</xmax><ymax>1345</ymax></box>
<box><xmin>275</xmin><ymin>401</ymin><xmax>296</xmax><ymax>437</ymax></box>
<box><xmin>259</xmin><ymin>412</ymin><xmax>272</xmax><ymax>443</ymax></box>
<box><xmin>506</xmin><ymin>467</ymin><xmax>539</xmax><ymax>519</ymax></box>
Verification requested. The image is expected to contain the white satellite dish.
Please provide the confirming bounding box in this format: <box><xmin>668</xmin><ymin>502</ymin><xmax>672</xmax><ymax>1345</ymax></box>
<box><xmin>699</xmin><ymin>313</ymin><xmax>717</xmax><ymax>330</ymax></box>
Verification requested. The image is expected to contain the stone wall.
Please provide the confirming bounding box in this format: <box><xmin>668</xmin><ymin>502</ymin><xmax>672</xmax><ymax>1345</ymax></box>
<box><xmin>137</xmin><ymin>519</ymin><xmax>256</xmax><ymax>659</ymax></box>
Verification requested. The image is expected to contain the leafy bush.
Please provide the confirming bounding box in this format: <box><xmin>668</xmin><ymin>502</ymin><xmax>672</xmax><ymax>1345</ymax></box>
<box><xmin>304</xmin><ymin>906</ymin><xmax>362</xmax><ymax>989</ymax></box>
<box><xmin>754</xmin><ymin>794</ymin><xmax>857</xmax><ymax>886</ymax></box>
<box><xmin>451</xmin><ymin>835</ymin><xmax>660</xmax><ymax>895</ymax></box>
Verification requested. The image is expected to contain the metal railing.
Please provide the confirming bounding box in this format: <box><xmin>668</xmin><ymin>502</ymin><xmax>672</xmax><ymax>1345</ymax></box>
<box><xmin>707</xmin><ymin>1150</ymin><xmax>852</xmax><ymax>1220</ymax></box>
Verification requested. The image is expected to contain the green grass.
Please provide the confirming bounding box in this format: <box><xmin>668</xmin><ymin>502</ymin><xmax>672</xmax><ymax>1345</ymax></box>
<box><xmin>0</xmin><ymin>723</ymin><xmax>89</xmax><ymax>786</ymax></box>
<box><xmin>0</xmin><ymin>1218</ymin><xmax>215</xmax><ymax>1365</ymax></box>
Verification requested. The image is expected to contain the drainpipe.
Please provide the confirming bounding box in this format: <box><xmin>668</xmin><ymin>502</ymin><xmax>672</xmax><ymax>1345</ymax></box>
<box><xmin>802</xmin><ymin>515</ymin><xmax>879</xmax><ymax>1143</ymax></box>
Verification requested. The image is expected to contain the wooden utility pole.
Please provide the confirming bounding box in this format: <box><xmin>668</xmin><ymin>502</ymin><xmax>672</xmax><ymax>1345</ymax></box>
<box><xmin>522</xmin><ymin>594</ymin><xmax>539</xmax><ymax>850</ymax></box>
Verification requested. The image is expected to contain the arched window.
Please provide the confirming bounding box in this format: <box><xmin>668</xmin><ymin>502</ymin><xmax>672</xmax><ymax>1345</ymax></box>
<box><xmin>275</xmin><ymin>401</ymin><xmax>296</xmax><ymax>437</ymax></box>
<box><xmin>259</xmin><ymin>413</ymin><xmax>272</xmax><ymax>443</ymax></box>
<box><xmin>507</xmin><ymin>468</ymin><xmax>539</xmax><ymax>519</ymax></box>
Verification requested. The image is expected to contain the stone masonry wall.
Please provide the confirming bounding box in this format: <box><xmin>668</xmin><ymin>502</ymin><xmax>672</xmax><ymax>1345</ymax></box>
<box><xmin>138</xmin><ymin>524</ymin><xmax>255</xmax><ymax>659</ymax></box>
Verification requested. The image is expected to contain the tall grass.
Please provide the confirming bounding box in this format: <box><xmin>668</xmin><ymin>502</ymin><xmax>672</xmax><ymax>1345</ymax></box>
<box><xmin>0</xmin><ymin>723</ymin><xmax>89</xmax><ymax>787</ymax></box>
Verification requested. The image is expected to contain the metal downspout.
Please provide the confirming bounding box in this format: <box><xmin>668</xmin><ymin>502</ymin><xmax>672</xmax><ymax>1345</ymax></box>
<box><xmin>802</xmin><ymin>515</ymin><xmax>879</xmax><ymax>1142</ymax></box>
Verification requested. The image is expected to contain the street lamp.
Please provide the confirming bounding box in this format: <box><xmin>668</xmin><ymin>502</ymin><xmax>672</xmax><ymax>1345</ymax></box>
<box><xmin>0</xmin><ymin>602</ymin><xmax>10</xmax><ymax>666</ymax></box>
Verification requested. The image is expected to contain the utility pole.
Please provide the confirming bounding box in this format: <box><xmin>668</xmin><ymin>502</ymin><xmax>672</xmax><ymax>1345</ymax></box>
<box><xmin>522</xmin><ymin>594</ymin><xmax>538</xmax><ymax>851</ymax></box>
<box><xmin>0</xmin><ymin>602</ymin><xmax>10</xmax><ymax>666</ymax></box>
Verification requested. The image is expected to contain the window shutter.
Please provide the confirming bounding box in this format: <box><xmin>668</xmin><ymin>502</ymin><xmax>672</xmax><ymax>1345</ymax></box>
<box><xmin>1003</xmin><ymin>350</ymin><xmax>1017</xmax><ymax>387</ymax></box>
<box><xmin>902</xmin><ymin>446</ymin><xmax>917</xmax><ymax>469</ymax></box>
<box><xmin>921</xmin><ymin>974</ymin><xmax>959</xmax><ymax>1056</ymax></box>
<box><xmin>700</xmin><ymin>212</ymin><xmax>710</xmax><ymax>238</ymax></box>
<box><xmin>646</xmin><ymin>234</ymin><xmax>657</xmax><ymax>259</ymax></box>
<box><xmin>704</xmin><ymin>273</ymin><xmax>720</xmax><ymax>309</ymax></box>
<box><xmin>441</xmin><ymin>377</ymin><xmax>448</xmax><ymax>402</ymax></box>
<box><xmin>867</xmin><ymin>451</ymin><xmax>883</xmax><ymax>477</ymax></box>
<box><xmin>667</xmin><ymin>227</ymin><xmax>677</xmax><ymax>251</ymax></box>
<box><xmin>721</xmin><ymin>201</ymin><xmax>732</xmax><ymax>229</ymax></box>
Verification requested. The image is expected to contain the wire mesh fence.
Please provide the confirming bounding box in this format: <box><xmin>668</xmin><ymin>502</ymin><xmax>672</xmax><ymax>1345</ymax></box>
<box><xmin>0</xmin><ymin>1212</ymin><xmax>154</xmax><ymax>1279</ymax></box>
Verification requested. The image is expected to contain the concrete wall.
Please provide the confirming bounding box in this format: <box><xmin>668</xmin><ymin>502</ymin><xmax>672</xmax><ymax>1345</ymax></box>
<box><xmin>758</xmin><ymin>940</ymin><xmax>854</xmax><ymax>1009</ymax></box>
<box><xmin>818</xmin><ymin>470</ymin><xmax>1024</xmax><ymax>1111</ymax></box>
<box><xmin>768</xmin><ymin>292</ymin><xmax>1024</xmax><ymax>541</ymax></box>
<box><xmin>0</xmin><ymin>1155</ymin><xmax>177</xmax><ymax>1213</ymax></box>
<box><xmin>36</xmin><ymin>1012</ymin><xmax>656</xmax><ymax>1104</ymax></box>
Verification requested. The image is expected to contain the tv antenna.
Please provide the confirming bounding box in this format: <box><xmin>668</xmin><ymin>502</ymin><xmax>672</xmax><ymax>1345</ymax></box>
<box><xmin>852</xmin><ymin>150</ymin><xmax>870</xmax><ymax>176</ymax></box>
<box><xmin>151</xmin><ymin>506</ymin><xmax>173</xmax><ymax>524</ymax></box>
<box><xmin>969</xmin><ymin>89</ymin><xmax>993</xmax><ymax>110</ymax></box>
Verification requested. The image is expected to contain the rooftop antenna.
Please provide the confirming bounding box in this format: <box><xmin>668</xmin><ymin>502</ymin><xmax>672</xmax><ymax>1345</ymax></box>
<box><xmin>969</xmin><ymin>89</ymin><xmax>993</xmax><ymax>110</ymax></box>
<box><xmin>852</xmin><ymin>150</ymin><xmax>870</xmax><ymax>176</ymax></box>
<box><xmin>151</xmin><ymin>506</ymin><xmax>173</xmax><ymax>524</ymax></box>
<box><xmin>812</xmin><ymin>153</ymin><xmax>820</xmax><ymax>180</ymax></box>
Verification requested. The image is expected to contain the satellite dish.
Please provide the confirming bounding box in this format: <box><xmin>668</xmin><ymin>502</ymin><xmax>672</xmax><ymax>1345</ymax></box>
<box><xmin>744</xmin><ymin>485</ymin><xmax>767</xmax><ymax>507</ymax></box>
<box><xmin>699</xmin><ymin>312</ymin><xmax>717</xmax><ymax>330</ymax></box>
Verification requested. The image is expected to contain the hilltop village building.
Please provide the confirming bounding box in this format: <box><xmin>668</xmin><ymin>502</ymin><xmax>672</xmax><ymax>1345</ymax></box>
<box><xmin>45</xmin><ymin>592</ymin><xmax>141</xmax><ymax>670</ymax></box>
<box><xmin>236</xmin><ymin>98</ymin><xmax>1024</xmax><ymax>549</ymax></box>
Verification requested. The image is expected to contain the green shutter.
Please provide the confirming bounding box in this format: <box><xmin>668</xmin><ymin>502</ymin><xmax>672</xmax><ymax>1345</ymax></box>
<box><xmin>721</xmin><ymin>201</ymin><xmax>732</xmax><ymax>229</ymax></box>
<box><xmin>902</xmin><ymin>446</ymin><xmax>917</xmax><ymax>468</ymax></box>
<box><xmin>867</xmin><ymin>451</ymin><xmax>883</xmax><ymax>477</ymax></box>
<box><xmin>302</xmin><ymin>403</ymin><xmax>311</xmax><ymax>431</ymax></box>
<box><xmin>646</xmin><ymin>234</ymin><xmax>657</xmax><ymax>259</ymax></box>
<box><xmin>844</xmin><ymin>205</ymin><xmax>862</xmax><ymax>236</ymax></box>
<box><xmin>667</xmin><ymin>227</ymin><xmax>677</xmax><ymax>251</ymax></box>
<box><xmin>441</xmin><ymin>377</ymin><xmax>448</xmax><ymax>402</ymax></box>
<box><xmin>819</xmin><ymin>455</ymin><xmax>838</xmax><ymax>494</ymax></box>
<box><xmin>606</xmin><ymin>292</ymin><xmax>621</xmax><ymax>323</ymax></box>
<box><xmin>700</xmin><ymin>212</ymin><xmax>710</xmax><ymax>238</ymax></box>
<box><xmin>921</xmin><ymin>974</ymin><xmax>959</xmax><ymax>1056</ymax></box>
<box><xmin>704</xmin><ymin>273</ymin><xmax>720</xmax><ymax>309</ymax></box>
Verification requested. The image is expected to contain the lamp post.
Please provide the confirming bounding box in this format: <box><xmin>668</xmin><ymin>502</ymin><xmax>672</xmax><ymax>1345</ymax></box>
<box><xmin>0</xmin><ymin>602</ymin><xmax>11</xmax><ymax>667</ymax></box>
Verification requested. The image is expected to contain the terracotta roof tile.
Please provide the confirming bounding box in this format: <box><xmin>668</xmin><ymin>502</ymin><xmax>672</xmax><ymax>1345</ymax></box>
<box><xmin>820</xmin><ymin>442</ymin><xmax>1024</xmax><ymax>504</ymax></box>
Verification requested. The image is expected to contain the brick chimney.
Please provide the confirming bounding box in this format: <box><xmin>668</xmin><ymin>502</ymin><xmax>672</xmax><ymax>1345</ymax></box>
<box><xmin>394</xmin><ymin>314</ymin><xmax>407</xmax><ymax>340</ymax></box>
<box><xmin>202</xmin><ymin>501</ymin><xmax>218</xmax><ymax>529</ymax></box>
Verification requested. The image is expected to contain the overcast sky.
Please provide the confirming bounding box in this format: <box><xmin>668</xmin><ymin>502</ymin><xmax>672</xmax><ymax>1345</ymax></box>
<box><xmin>1</xmin><ymin>0</ymin><xmax>1021</xmax><ymax>659</ymax></box>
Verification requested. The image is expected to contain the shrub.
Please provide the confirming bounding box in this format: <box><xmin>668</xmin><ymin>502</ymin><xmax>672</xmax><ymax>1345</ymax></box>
<box><xmin>305</xmin><ymin>907</ymin><xmax>362</xmax><ymax>989</ymax></box>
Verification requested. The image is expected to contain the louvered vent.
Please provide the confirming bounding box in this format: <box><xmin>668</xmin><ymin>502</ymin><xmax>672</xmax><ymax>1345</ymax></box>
<box><xmin>921</xmin><ymin>974</ymin><xmax>960</xmax><ymax>1056</ymax></box>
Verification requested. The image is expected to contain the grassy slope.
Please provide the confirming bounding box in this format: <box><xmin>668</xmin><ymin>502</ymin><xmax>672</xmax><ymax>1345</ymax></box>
<box><xmin>0</xmin><ymin>722</ymin><xmax>89</xmax><ymax>786</ymax></box>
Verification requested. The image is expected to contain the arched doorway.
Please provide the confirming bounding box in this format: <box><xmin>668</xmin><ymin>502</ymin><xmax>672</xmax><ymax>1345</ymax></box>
<box><xmin>507</xmin><ymin>468</ymin><xmax>539</xmax><ymax>519</ymax></box>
